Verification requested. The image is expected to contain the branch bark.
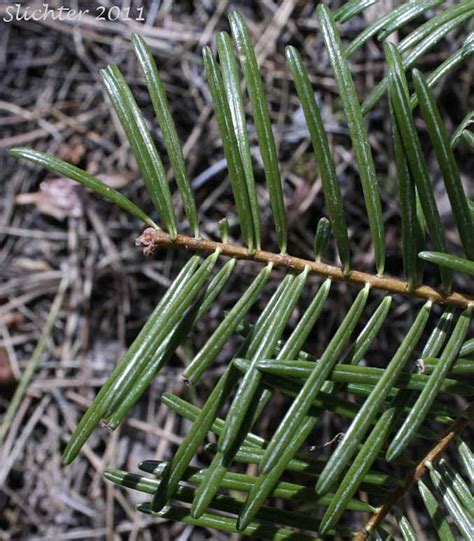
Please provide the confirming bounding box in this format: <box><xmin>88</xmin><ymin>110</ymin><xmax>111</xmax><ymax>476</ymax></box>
<box><xmin>137</xmin><ymin>228</ymin><xmax>474</xmax><ymax>309</ymax></box>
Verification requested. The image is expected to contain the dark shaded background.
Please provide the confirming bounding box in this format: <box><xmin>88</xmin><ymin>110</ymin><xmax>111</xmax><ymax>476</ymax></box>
<box><xmin>0</xmin><ymin>1</ymin><xmax>472</xmax><ymax>539</ymax></box>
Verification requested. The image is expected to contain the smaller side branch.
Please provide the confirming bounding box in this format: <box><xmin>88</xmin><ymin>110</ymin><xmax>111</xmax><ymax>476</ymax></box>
<box><xmin>137</xmin><ymin>228</ymin><xmax>474</xmax><ymax>308</ymax></box>
<box><xmin>353</xmin><ymin>403</ymin><xmax>474</xmax><ymax>540</ymax></box>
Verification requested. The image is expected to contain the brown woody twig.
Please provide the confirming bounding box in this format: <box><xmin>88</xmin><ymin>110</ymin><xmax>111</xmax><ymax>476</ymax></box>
<box><xmin>137</xmin><ymin>228</ymin><xmax>474</xmax><ymax>309</ymax></box>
